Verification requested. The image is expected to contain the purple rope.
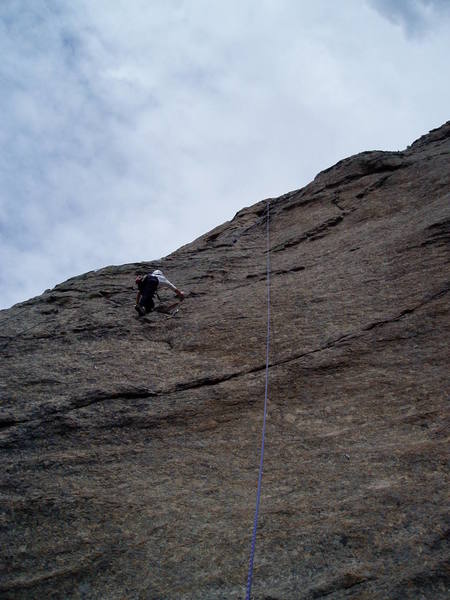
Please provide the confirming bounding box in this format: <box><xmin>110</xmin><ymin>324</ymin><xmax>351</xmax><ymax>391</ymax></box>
<box><xmin>245</xmin><ymin>200</ymin><xmax>271</xmax><ymax>600</ymax></box>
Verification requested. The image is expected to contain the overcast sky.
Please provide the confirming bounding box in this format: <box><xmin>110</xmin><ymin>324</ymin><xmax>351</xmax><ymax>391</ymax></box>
<box><xmin>1</xmin><ymin>0</ymin><xmax>449</xmax><ymax>309</ymax></box>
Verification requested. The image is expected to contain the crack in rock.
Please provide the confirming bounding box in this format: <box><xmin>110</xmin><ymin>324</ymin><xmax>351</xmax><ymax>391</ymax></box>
<box><xmin>271</xmin><ymin>215</ymin><xmax>344</xmax><ymax>252</ymax></box>
<box><xmin>1</xmin><ymin>287</ymin><xmax>447</xmax><ymax>437</ymax></box>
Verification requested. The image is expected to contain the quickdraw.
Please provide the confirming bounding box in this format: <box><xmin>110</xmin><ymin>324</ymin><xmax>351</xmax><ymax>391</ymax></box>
<box><xmin>155</xmin><ymin>296</ymin><xmax>184</xmax><ymax>318</ymax></box>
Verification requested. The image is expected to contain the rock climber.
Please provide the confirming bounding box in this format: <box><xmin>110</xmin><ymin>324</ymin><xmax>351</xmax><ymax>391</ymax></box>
<box><xmin>135</xmin><ymin>269</ymin><xmax>184</xmax><ymax>316</ymax></box>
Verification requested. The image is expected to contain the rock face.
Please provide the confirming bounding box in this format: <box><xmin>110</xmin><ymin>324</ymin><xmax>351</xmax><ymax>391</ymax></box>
<box><xmin>1</xmin><ymin>123</ymin><xmax>449</xmax><ymax>600</ymax></box>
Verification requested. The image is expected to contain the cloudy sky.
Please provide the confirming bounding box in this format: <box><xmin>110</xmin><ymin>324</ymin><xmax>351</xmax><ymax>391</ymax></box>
<box><xmin>1</xmin><ymin>0</ymin><xmax>449</xmax><ymax>309</ymax></box>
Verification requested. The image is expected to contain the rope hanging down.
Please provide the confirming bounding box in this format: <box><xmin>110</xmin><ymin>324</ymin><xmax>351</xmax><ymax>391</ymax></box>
<box><xmin>245</xmin><ymin>199</ymin><xmax>271</xmax><ymax>599</ymax></box>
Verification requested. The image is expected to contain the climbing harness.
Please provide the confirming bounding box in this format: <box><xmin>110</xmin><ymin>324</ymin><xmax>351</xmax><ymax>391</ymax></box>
<box><xmin>245</xmin><ymin>199</ymin><xmax>271</xmax><ymax>600</ymax></box>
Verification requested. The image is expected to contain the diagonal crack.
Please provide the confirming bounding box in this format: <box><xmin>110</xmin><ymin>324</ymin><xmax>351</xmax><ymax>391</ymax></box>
<box><xmin>49</xmin><ymin>285</ymin><xmax>450</xmax><ymax>410</ymax></box>
<box><xmin>271</xmin><ymin>215</ymin><xmax>344</xmax><ymax>253</ymax></box>
<box><xmin>1</xmin><ymin>286</ymin><xmax>448</xmax><ymax>439</ymax></box>
<box><xmin>362</xmin><ymin>286</ymin><xmax>449</xmax><ymax>332</ymax></box>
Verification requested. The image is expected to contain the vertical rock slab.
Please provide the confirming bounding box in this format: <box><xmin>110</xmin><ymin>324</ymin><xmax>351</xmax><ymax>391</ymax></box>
<box><xmin>1</xmin><ymin>122</ymin><xmax>449</xmax><ymax>599</ymax></box>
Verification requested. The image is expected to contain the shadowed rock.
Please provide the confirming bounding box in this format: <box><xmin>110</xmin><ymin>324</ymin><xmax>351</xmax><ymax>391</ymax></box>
<box><xmin>1</xmin><ymin>122</ymin><xmax>449</xmax><ymax>599</ymax></box>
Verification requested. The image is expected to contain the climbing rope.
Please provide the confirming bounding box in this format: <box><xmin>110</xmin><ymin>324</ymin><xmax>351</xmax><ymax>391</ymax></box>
<box><xmin>245</xmin><ymin>199</ymin><xmax>271</xmax><ymax>599</ymax></box>
<box><xmin>0</xmin><ymin>320</ymin><xmax>46</xmax><ymax>351</ymax></box>
<box><xmin>0</xmin><ymin>306</ymin><xmax>29</xmax><ymax>327</ymax></box>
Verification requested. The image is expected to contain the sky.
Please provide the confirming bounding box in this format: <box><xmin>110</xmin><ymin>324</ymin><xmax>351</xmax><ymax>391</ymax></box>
<box><xmin>1</xmin><ymin>0</ymin><xmax>449</xmax><ymax>309</ymax></box>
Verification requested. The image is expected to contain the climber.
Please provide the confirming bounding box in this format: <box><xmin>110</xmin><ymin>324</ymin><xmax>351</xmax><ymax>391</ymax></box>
<box><xmin>135</xmin><ymin>269</ymin><xmax>184</xmax><ymax>316</ymax></box>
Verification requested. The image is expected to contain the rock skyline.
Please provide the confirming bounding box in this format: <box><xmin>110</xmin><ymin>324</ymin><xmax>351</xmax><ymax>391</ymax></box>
<box><xmin>1</xmin><ymin>122</ymin><xmax>449</xmax><ymax>599</ymax></box>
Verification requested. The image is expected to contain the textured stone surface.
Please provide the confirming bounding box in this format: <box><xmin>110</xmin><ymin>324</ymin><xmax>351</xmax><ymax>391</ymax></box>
<box><xmin>1</xmin><ymin>122</ymin><xmax>449</xmax><ymax>599</ymax></box>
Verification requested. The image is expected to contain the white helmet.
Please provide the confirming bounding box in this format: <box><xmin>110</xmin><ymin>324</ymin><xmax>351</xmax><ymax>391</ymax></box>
<box><xmin>152</xmin><ymin>269</ymin><xmax>163</xmax><ymax>276</ymax></box>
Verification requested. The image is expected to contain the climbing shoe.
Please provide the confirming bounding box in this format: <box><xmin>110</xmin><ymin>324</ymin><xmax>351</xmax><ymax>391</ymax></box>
<box><xmin>135</xmin><ymin>304</ymin><xmax>146</xmax><ymax>317</ymax></box>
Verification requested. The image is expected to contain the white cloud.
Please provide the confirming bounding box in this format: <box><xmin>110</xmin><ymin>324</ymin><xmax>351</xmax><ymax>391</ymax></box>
<box><xmin>1</xmin><ymin>0</ymin><xmax>449</xmax><ymax>309</ymax></box>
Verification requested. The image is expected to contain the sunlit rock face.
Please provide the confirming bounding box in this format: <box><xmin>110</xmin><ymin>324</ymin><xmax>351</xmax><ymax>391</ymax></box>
<box><xmin>1</xmin><ymin>122</ymin><xmax>449</xmax><ymax>600</ymax></box>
